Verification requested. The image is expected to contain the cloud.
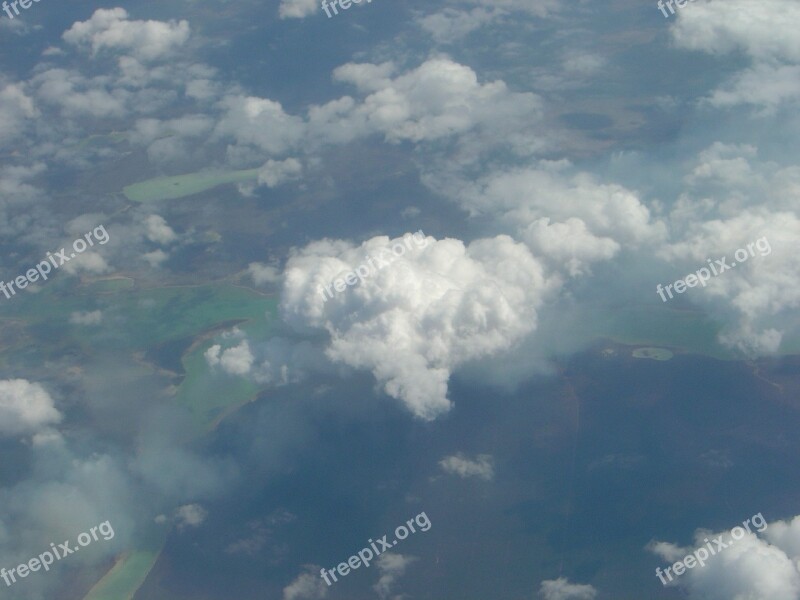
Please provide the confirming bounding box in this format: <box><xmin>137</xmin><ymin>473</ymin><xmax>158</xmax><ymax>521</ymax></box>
<box><xmin>144</xmin><ymin>214</ymin><xmax>177</xmax><ymax>245</ymax></box>
<box><xmin>279</xmin><ymin>0</ymin><xmax>320</xmax><ymax>19</ymax></box>
<box><xmin>671</xmin><ymin>0</ymin><xmax>800</xmax><ymax>63</ymax></box>
<box><xmin>31</xmin><ymin>68</ymin><xmax>130</xmax><ymax>120</ymax></box>
<box><xmin>249</xmin><ymin>339</ymin><xmax>328</xmax><ymax>387</ymax></box>
<box><xmin>425</xmin><ymin>162</ymin><xmax>664</xmax><ymax>276</ymax></box>
<box><xmin>62</xmin><ymin>251</ymin><xmax>111</xmax><ymax>275</ymax></box>
<box><xmin>455</xmin><ymin>0</ymin><xmax>559</xmax><ymax>15</ymax></box>
<box><xmin>143</xmin><ymin>249</ymin><xmax>169</xmax><ymax>267</ymax></box>
<box><xmin>451</xmin><ymin>163</ymin><xmax>663</xmax><ymax>245</ymax></box>
<box><xmin>213</xmin><ymin>94</ymin><xmax>305</xmax><ymax>156</ymax></box>
<box><xmin>648</xmin><ymin>514</ymin><xmax>800</xmax><ymax>600</ymax></box>
<box><xmin>439</xmin><ymin>453</ymin><xmax>494</xmax><ymax>480</ymax></box>
<box><xmin>0</xmin><ymin>163</ymin><xmax>51</xmax><ymax>238</ymax></box>
<box><xmin>248</xmin><ymin>263</ymin><xmax>281</xmax><ymax>286</ymax></box>
<box><xmin>0</xmin><ymin>379</ymin><xmax>62</xmax><ymax>437</ymax></box>
<box><xmin>314</xmin><ymin>58</ymin><xmax>543</xmax><ymax>145</ymax></box>
<box><xmin>539</xmin><ymin>578</ymin><xmax>598</xmax><ymax>600</ymax></box>
<box><xmin>416</xmin><ymin>8</ymin><xmax>498</xmax><ymax>44</ymax></box>
<box><xmin>63</xmin><ymin>8</ymin><xmax>191</xmax><ymax>62</ymax></box>
<box><xmin>281</xmin><ymin>233</ymin><xmax>558</xmax><ymax>420</ymax></box>
<box><xmin>522</xmin><ymin>217</ymin><xmax>620</xmax><ymax>277</ymax></box>
<box><xmin>205</xmin><ymin>340</ymin><xmax>255</xmax><ymax>376</ymax></box>
<box><xmin>705</xmin><ymin>64</ymin><xmax>800</xmax><ymax>112</ymax></box>
<box><xmin>0</xmin><ymin>82</ymin><xmax>37</xmax><ymax>145</ymax></box>
<box><xmin>283</xmin><ymin>566</ymin><xmax>329</xmax><ymax>600</ymax></box>
<box><xmin>257</xmin><ymin>158</ymin><xmax>303</xmax><ymax>188</ymax></box>
<box><xmin>175</xmin><ymin>503</ymin><xmax>208</xmax><ymax>529</ymax></box>
<box><xmin>416</xmin><ymin>0</ymin><xmax>560</xmax><ymax>43</ymax></box>
<box><xmin>226</xmin><ymin>510</ymin><xmax>295</xmax><ymax>556</ymax></box>
<box><xmin>131</xmin><ymin>115</ymin><xmax>215</xmax><ymax>163</ymax></box>
<box><xmin>671</xmin><ymin>0</ymin><xmax>800</xmax><ymax>111</ymax></box>
<box><xmin>3</xmin><ymin>451</ymin><xmax>130</xmax><ymax>572</ymax></box>
<box><xmin>660</xmin><ymin>211</ymin><xmax>800</xmax><ymax>355</ymax></box>
<box><xmin>374</xmin><ymin>553</ymin><xmax>417</xmax><ymax>600</ymax></box>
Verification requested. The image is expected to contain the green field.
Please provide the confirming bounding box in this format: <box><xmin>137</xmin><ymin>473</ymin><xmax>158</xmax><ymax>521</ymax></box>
<box><xmin>83</xmin><ymin>549</ymin><xmax>162</xmax><ymax>600</ymax></box>
<box><xmin>47</xmin><ymin>283</ymin><xmax>276</xmax><ymax>600</ymax></box>
<box><xmin>175</xmin><ymin>329</ymin><xmax>262</xmax><ymax>431</ymax></box>
<box><xmin>2</xmin><ymin>282</ymin><xmax>274</xmax><ymax>349</ymax></box>
<box><xmin>123</xmin><ymin>169</ymin><xmax>259</xmax><ymax>202</ymax></box>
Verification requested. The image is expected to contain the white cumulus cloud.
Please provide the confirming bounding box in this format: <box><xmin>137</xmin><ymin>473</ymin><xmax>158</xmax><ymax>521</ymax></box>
<box><xmin>281</xmin><ymin>233</ymin><xmax>559</xmax><ymax>420</ymax></box>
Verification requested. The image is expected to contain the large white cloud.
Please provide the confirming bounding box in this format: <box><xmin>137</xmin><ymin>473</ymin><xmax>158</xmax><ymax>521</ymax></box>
<box><xmin>281</xmin><ymin>233</ymin><xmax>559</xmax><ymax>419</ymax></box>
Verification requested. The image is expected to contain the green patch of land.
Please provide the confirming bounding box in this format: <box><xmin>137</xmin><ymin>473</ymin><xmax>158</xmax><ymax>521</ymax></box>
<box><xmin>82</xmin><ymin>548</ymin><xmax>161</xmax><ymax>600</ymax></box>
<box><xmin>176</xmin><ymin>332</ymin><xmax>261</xmax><ymax>431</ymax></box>
<box><xmin>3</xmin><ymin>280</ymin><xmax>278</xmax><ymax>432</ymax></box>
<box><xmin>123</xmin><ymin>169</ymin><xmax>259</xmax><ymax>202</ymax></box>
<box><xmin>4</xmin><ymin>282</ymin><xmax>275</xmax><ymax>351</ymax></box>
<box><xmin>65</xmin><ymin>284</ymin><xmax>277</xmax><ymax>600</ymax></box>
<box><xmin>632</xmin><ymin>347</ymin><xmax>674</xmax><ymax>361</ymax></box>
